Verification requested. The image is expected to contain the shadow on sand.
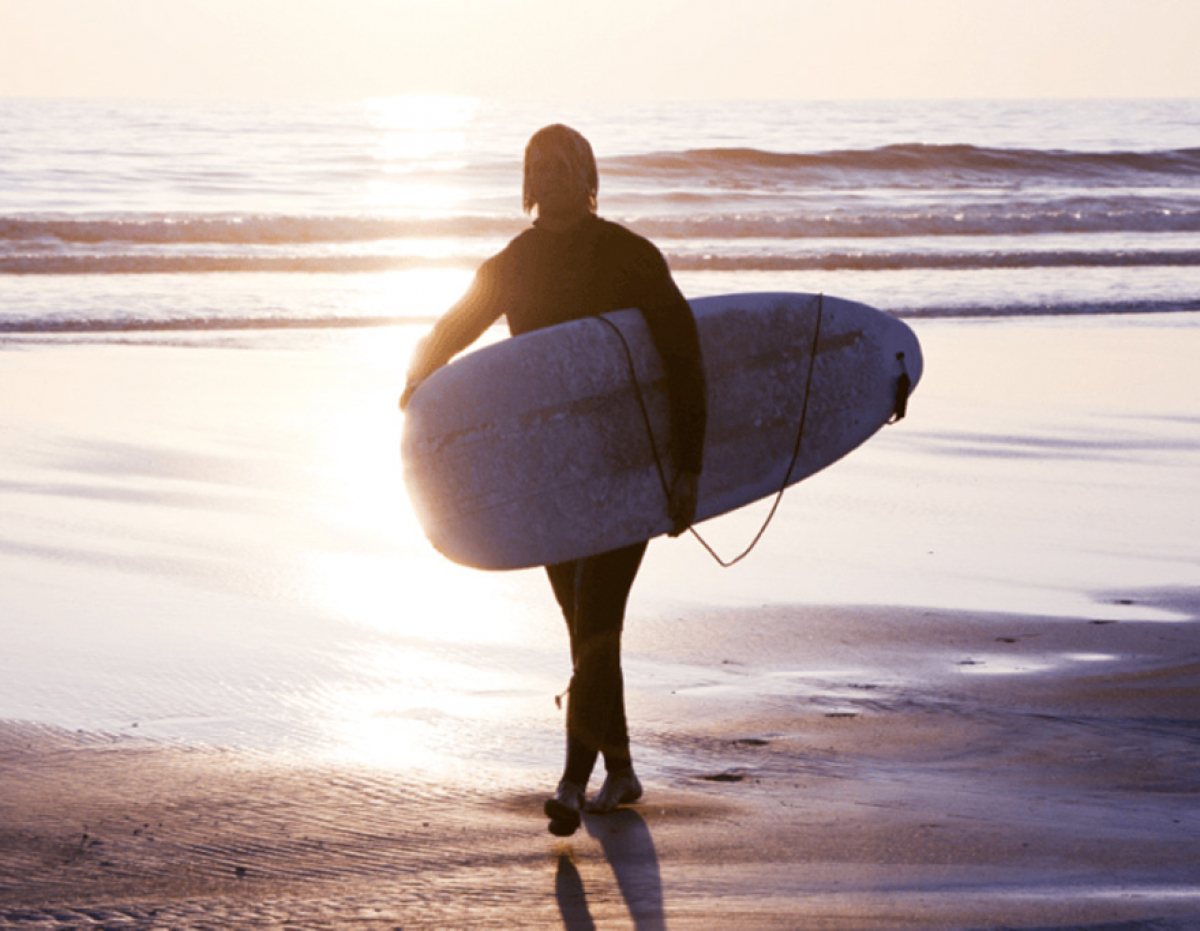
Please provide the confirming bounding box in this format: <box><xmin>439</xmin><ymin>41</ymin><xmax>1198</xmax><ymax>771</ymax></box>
<box><xmin>555</xmin><ymin>809</ymin><xmax>664</xmax><ymax>930</ymax></box>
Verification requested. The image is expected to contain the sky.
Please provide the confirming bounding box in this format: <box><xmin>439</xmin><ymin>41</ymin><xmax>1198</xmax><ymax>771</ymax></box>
<box><xmin>2</xmin><ymin>0</ymin><xmax>1199</xmax><ymax>101</ymax></box>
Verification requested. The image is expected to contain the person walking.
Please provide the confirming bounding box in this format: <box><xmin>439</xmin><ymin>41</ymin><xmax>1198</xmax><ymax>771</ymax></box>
<box><xmin>401</xmin><ymin>123</ymin><xmax>706</xmax><ymax>836</ymax></box>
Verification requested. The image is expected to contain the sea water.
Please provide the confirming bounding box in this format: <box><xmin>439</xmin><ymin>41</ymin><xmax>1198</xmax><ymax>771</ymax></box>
<box><xmin>2</xmin><ymin>96</ymin><xmax>1199</xmax><ymax>330</ymax></box>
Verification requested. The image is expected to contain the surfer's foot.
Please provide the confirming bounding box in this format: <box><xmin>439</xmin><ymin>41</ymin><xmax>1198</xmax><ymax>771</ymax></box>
<box><xmin>544</xmin><ymin>778</ymin><xmax>585</xmax><ymax>837</ymax></box>
<box><xmin>586</xmin><ymin>768</ymin><xmax>643</xmax><ymax>814</ymax></box>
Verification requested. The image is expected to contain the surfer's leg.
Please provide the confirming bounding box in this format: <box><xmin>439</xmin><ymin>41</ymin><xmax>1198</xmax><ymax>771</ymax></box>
<box><xmin>542</xmin><ymin>544</ymin><xmax>645</xmax><ymax>834</ymax></box>
<box><xmin>587</xmin><ymin>768</ymin><xmax>644</xmax><ymax>814</ymax></box>
<box><xmin>543</xmin><ymin>777</ymin><xmax>586</xmax><ymax>837</ymax></box>
<box><xmin>546</xmin><ymin>559</ymin><xmax>578</xmax><ymax>631</ymax></box>
<box><xmin>585</xmin><ymin>543</ymin><xmax>647</xmax><ymax>814</ymax></box>
<box><xmin>562</xmin><ymin>542</ymin><xmax>647</xmax><ymax>786</ymax></box>
<box><xmin>544</xmin><ymin>559</ymin><xmax>586</xmax><ymax>835</ymax></box>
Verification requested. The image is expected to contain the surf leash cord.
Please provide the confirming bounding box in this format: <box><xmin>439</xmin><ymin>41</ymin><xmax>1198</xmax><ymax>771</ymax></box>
<box><xmin>595</xmin><ymin>293</ymin><xmax>825</xmax><ymax>568</ymax></box>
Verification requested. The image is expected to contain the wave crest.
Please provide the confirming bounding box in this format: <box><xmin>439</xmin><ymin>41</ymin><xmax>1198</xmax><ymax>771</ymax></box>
<box><xmin>608</xmin><ymin>143</ymin><xmax>1200</xmax><ymax>187</ymax></box>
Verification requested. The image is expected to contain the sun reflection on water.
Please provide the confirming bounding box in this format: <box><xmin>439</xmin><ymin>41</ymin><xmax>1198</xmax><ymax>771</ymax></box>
<box><xmin>363</xmin><ymin>94</ymin><xmax>481</xmax><ymax>213</ymax></box>
<box><xmin>314</xmin><ymin>638</ymin><xmax>549</xmax><ymax>772</ymax></box>
<box><xmin>354</xmin><ymin>268</ymin><xmax>477</xmax><ymax>320</ymax></box>
<box><xmin>286</xmin><ymin>103</ymin><xmax>561</xmax><ymax>768</ymax></box>
<box><xmin>366</xmin><ymin>94</ymin><xmax>480</xmax><ymax>162</ymax></box>
<box><xmin>285</xmin><ymin>323</ymin><xmax>562</xmax><ymax>770</ymax></box>
<box><xmin>305</xmin><ymin>548</ymin><xmax>544</xmax><ymax>648</ymax></box>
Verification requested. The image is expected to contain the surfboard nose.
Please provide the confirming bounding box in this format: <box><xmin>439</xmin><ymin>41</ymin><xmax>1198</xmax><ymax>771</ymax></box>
<box><xmin>897</xmin><ymin>319</ymin><xmax>924</xmax><ymax>392</ymax></box>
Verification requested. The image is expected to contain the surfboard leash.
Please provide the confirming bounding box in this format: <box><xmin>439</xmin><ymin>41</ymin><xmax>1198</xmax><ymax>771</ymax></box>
<box><xmin>595</xmin><ymin>293</ymin><xmax>825</xmax><ymax>568</ymax></box>
<box><xmin>593</xmin><ymin>313</ymin><xmax>675</xmax><ymax>508</ymax></box>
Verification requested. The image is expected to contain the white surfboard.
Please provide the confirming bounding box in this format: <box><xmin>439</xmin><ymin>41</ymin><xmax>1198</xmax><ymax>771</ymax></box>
<box><xmin>402</xmin><ymin>292</ymin><xmax>922</xmax><ymax>570</ymax></box>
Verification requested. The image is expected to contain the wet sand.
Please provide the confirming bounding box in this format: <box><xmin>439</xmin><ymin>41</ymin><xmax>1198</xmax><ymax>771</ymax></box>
<box><xmin>2</xmin><ymin>316</ymin><xmax>1199</xmax><ymax>928</ymax></box>
<box><xmin>4</xmin><ymin>596</ymin><xmax>1199</xmax><ymax>930</ymax></box>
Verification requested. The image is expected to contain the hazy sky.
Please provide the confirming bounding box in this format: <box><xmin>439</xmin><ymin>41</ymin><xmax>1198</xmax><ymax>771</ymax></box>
<box><xmin>3</xmin><ymin>0</ymin><xmax>1199</xmax><ymax>100</ymax></box>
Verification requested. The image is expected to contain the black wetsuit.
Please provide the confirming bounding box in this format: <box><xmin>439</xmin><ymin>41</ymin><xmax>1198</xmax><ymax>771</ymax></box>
<box><xmin>422</xmin><ymin>214</ymin><xmax>706</xmax><ymax>785</ymax></box>
<box><xmin>471</xmin><ymin>215</ymin><xmax>705</xmax><ymax>472</ymax></box>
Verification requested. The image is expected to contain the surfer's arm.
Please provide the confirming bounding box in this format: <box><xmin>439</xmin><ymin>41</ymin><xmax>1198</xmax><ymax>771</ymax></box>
<box><xmin>401</xmin><ymin>261</ymin><xmax>503</xmax><ymax>409</ymax></box>
<box><xmin>633</xmin><ymin>250</ymin><xmax>707</xmax><ymax>477</ymax></box>
<box><xmin>630</xmin><ymin>244</ymin><xmax>706</xmax><ymax>533</ymax></box>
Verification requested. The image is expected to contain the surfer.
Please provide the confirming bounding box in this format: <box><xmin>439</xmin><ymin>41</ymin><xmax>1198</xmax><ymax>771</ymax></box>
<box><xmin>401</xmin><ymin>124</ymin><xmax>706</xmax><ymax>837</ymax></box>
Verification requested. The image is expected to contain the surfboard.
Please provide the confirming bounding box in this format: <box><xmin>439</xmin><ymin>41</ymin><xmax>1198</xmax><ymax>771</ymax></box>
<box><xmin>402</xmin><ymin>292</ymin><xmax>922</xmax><ymax>570</ymax></box>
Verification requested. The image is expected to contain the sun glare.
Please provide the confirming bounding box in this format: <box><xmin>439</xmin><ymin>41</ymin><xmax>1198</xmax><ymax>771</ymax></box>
<box><xmin>314</xmin><ymin>634</ymin><xmax>539</xmax><ymax>772</ymax></box>
<box><xmin>361</xmin><ymin>94</ymin><xmax>482</xmax><ymax>230</ymax></box>
<box><xmin>366</xmin><ymin>94</ymin><xmax>480</xmax><ymax>164</ymax></box>
<box><xmin>298</xmin><ymin>327</ymin><xmax>531</xmax><ymax>649</ymax></box>
<box><xmin>289</xmin><ymin>326</ymin><xmax>556</xmax><ymax>769</ymax></box>
<box><xmin>368</xmin><ymin>94</ymin><xmax>480</xmax><ymax>129</ymax></box>
<box><xmin>353</xmin><ymin>267</ymin><xmax>479</xmax><ymax>324</ymax></box>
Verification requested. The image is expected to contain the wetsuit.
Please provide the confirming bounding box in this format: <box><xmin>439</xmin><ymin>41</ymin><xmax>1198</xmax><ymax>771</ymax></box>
<box><xmin>412</xmin><ymin>213</ymin><xmax>706</xmax><ymax>785</ymax></box>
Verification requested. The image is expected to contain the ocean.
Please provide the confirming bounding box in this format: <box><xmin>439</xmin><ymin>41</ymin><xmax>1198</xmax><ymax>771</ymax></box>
<box><xmin>2</xmin><ymin>96</ymin><xmax>1199</xmax><ymax>332</ymax></box>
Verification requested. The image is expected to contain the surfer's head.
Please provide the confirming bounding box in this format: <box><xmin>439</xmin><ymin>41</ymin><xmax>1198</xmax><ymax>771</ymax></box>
<box><xmin>523</xmin><ymin>124</ymin><xmax>598</xmax><ymax>218</ymax></box>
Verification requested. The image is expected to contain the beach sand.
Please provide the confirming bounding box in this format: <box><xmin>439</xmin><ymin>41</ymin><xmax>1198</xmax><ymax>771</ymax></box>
<box><xmin>2</xmin><ymin>316</ymin><xmax>1199</xmax><ymax>929</ymax></box>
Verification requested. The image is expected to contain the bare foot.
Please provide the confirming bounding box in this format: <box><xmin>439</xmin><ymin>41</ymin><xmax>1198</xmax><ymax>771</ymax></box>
<box><xmin>586</xmin><ymin>768</ymin><xmax>643</xmax><ymax>814</ymax></box>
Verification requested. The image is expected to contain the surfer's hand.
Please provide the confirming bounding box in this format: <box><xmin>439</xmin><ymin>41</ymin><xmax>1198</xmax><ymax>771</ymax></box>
<box><xmin>668</xmin><ymin>471</ymin><xmax>700</xmax><ymax>536</ymax></box>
